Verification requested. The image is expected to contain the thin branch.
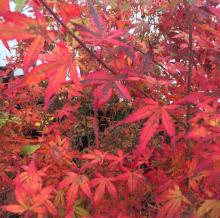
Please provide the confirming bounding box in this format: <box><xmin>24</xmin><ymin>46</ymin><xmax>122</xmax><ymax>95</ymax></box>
<box><xmin>37</xmin><ymin>0</ymin><xmax>176</xmax><ymax>99</ymax></box>
<box><xmin>186</xmin><ymin>8</ymin><xmax>193</xmax><ymax>126</ymax></box>
<box><xmin>36</xmin><ymin>0</ymin><xmax>148</xmax><ymax>98</ymax></box>
<box><xmin>185</xmin><ymin>2</ymin><xmax>193</xmax><ymax>159</ymax></box>
<box><xmin>36</xmin><ymin>0</ymin><xmax>150</xmax><ymax>147</ymax></box>
<box><xmin>37</xmin><ymin>0</ymin><xmax>116</xmax><ymax>75</ymax></box>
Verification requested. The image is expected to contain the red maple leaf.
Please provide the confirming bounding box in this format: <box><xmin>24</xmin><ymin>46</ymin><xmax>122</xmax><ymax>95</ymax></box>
<box><xmin>58</xmin><ymin>172</ymin><xmax>92</xmax><ymax>216</ymax></box>
<box><xmin>82</xmin><ymin>71</ymin><xmax>134</xmax><ymax>109</ymax></box>
<box><xmin>74</xmin><ymin>0</ymin><xmax>130</xmax><ymax>48</ymax></box>
<box><xmin>24</xmin><ymin>42</ymin><xmax>81</xmax><ymax>109</ymax></box>
<box><xmin>2</xmin><ymin>185</ymin><xmax>58</xmax><ymax>217</ymax></box>
<box><xmin>116</xmin><ymin>167</ymin><xmax>145</xmax><ymax>193</ymax></box>
<box><xmin>116</xmin><ymin>99</ymin><xmax>177</xmax><ymax>152</ymax></box>
<box><xmin>156</xmin><ymin>185</ymin><xmax>190</xmax><ymax>218</ymax></box>
<box><xmin>0</xmin><ymin>10</ymin><xmax>49</xmax><ymax>72</ymax></box>
<box><xmin>106</xmin><ymin>149</ymin><xmax>128</xmax><ymax>168</ymax></box>
<box><xmin>80</xmin><ymin>149</ymin><xmax>108</xmax><ymax>169</ymax></box>
<box><xmin>90</xmin><ymin>173</ymin><xmax>118</xmax><ymax>204</ymax></box>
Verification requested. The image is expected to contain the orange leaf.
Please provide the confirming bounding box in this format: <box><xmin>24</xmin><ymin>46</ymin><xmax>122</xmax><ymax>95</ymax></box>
<box><xmin>156</xmin><ymin>185</ymin><xmax>190</xmax><ymax>218</ymax></box>
<box><xmin>23</xmin><ymin>35</ymin><xmax>45</xmax><ymax>72</ymax></box>
<box><xmin>0</xmin><ymin>0</ymin><xmax>10</xmax><ymax>13</ymax></box>
<box><xmin>1</xmin><ymin>204</ymin><xmax>25</xmax><ymax>214</ymax></box>
<box><xmin>198</xmin><ymin>199</ymin><xmax>220</xmax><ymax>218</ymax></box>
<box><xmin>44</xmin><ymin>65</ymin><xmax>67</xmax><ymax>109</ymax></box>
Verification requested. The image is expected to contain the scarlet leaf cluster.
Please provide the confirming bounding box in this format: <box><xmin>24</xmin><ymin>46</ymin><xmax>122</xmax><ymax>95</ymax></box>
<box><xmin>0</xmin><ymin>0</ymin><xmax>219</xmax><ymax>217</ymax></box>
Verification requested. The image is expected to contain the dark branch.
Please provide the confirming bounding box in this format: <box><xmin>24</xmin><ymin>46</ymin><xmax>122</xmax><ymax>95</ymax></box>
<box><xmin>185</xmin><ymin>2</ymin><xmax>193</xmax><ymax>159</ymax></box>
<box><xmin>37</xmin><ymin>0</ymin><xmax>116</xmax><ymax>75</ymax></box>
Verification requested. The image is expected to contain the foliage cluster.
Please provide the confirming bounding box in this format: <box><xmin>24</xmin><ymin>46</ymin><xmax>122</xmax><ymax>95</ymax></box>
<box><xmin>0</xmin><ymin>0</ymin><xmax>220</xmax><ymax>217</ymax></box>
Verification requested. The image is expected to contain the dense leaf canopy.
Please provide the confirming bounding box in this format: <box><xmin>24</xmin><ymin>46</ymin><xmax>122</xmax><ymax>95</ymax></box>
<box><xmin>0</xmin><ymin>0</ymin><xmax>220</xmax><ymax>217</ymax></box>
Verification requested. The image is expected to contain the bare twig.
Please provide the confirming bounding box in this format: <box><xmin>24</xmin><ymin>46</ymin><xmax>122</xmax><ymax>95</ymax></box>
<box><xmin>185</xmin><ymin>2</ymin><xmax>193</xmax><ymax>159</ymax></box>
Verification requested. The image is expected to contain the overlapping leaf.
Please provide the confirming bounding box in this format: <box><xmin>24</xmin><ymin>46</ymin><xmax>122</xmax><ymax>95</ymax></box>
<box><xmin>59</xmin><ymin>172</ymin><xmax>92</xmax><ymax>216</ymax></box>
<box><xmin>90</xmin><ymin>173</ymin><xmax>117</xmax><ymax>204</ymax></box>
<box><xmin>82</xmin><ymin>71</ymin><xmax>133</xmax><ymax>109</ymax></box>
<box><xmin>74</xmin><ymin>0</ymin><xmax>129</xmax><ymax>48</ymax></box>
<box><xmin>24</xmin><ymin>42</ymin><xmax>81</xmax><ymax>109</ymax></box>
<box><xmin>116</xmin><ymin>167</ymin><xmax>145</xmax><ymax>192</ymax></box>
<box><xmin>106</xmin><ymin>149</ymin><xmax>128</xmax><ymax>167</ymax></box>
<box><xmin>116</xmin><ymin>100</ymin><xmax>176</xmax><ymax>152</ymax></box>
<box><xmin>81</xmin><ymin>149</ymin><xmax>107</xmax><ymax>168</ymax></box>
<box><xmin>198</xmin><ymin>199</ymin><xmax>220</xmax><ymax>218</ymax></box>
<box><xmin>2</xmin><ymin>185</ymin><xmax>58</xmax><ymax>217</ymax></box>
<box><xmin>156</xmin><ymin>185</ymin><xmax>190</xmax><ymax>218</ymax></box>
<box><xmin>0</xmin><ymin>10</ymin><xmax>47</xmax><ymax>72</ymax></box>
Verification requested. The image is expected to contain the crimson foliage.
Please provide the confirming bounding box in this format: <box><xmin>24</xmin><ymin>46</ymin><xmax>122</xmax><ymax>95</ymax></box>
<box><xmin>0</xmin><ymin>0</ymin><xmax>220</xmax><ymax>217</ymax></box>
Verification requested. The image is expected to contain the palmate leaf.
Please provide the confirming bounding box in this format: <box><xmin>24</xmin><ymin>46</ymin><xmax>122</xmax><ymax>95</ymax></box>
<box><xmin>105</xmin><ymin>149</ymin><xmax>128</xmax><ymax>167</ymax></box>
<box><xmin>75</xmin><ymin>23</ymin><xmax>130</xmax><ymax>48</ymax></box>
<box><xmin>83</xmin><ymin>71</ymin><xmax>132</xmax><ymax>110</ymax></box>
<box><xmin>25</xmin><ymin>62</ymin><xmax>59</xmax><ymax>84</ymax></box>
<box><xmin>116</xmin><ymin>101</ymin><xmax>177</xmax><ymax>152</ymax></box>
<box><xmin>59</xmin><ymin>172</ymin><xmax>92</xmax><ymax>217</ymax></box>
<box><xmin>116</xmin><ymin>168</ymin><xmax>145</xmax><ymax>193</ymax></box>
<box><xmin>198</xmin><ymin>199</ymin><xmax>220</xmax><ymax>218</ymax></box>
<box><xmin>2</xmin><ymin>184</ymin><xmax>58</xmax><ymax>217</ymax></box>
<box><xmin>90</xmin><ymin>173</ymin><xmax>118</xmax><ymax>204</ymax></box>
<box><xmin>156</xmin><ymin>185</ymin><xmax>190</xmax><ymax>218</ymax></box>
<box><xmin>80</xmin><ymin>149</ymin><xmax>107</xmax><ymax>168</ymax></box>
<box><xmin>56</xmin><ymin>1</ymin><xmax>81</xmax><ymax>23</ymax></box>
<box><xmin>83</xmin><ymin>70</ymin><xmax>134</xmax><ymax>146</ymax></box>
<box><xmin>2</xmin><ymin>204</ymin><xmax>26</xmax><ymax>215</ymax></box>
<box><xmin>161</xmin><ymin>108</ymin><xmax>176</xmax><ymax>139</ymax></box>
<box><xmin>23</xmin><ymin>35</ymin><xmax>45</xmax><ymax>72</ymax></box>
<box><xmin>88</xmin><ymin>0</ymin><xmax>105</xmax><ymax>33</ymax></box>
<box><xmin>74</xmin><ymin>1</ymin><xmax>130</xmax><ymax>48</ymax></box>
<box><xmin>113</xmin><ymin>81</ymin><xmax>132</xmax><ymax>100</ymax></box>
<box><xmin>93</xmin><ymin>83</ymin><xmax>113</xmax><ymax>109</ymax></box>
<box><xmin>0</xmin><ymin>13</ymin><xmax>37</xmax><ymax>40</ymax></box>
<box><xmin>115</xmin><ymin>105</ymin><xmax>158</xmax><ymax>127</ymax></box>
<box><xmin>24</xmin><ymin>42</ymin><xmax>81</xmax><ymax>109</ymax></box>
<box><xmin>56</xmin><ymin>102</ymin><xmax>80</xmax><ymax>120</ymax></box>
<box><xmin>0</xmin><ymin>11</ymin><xmax>47</xmax><ymax>72</ymax></box>
<box><xmin>15</xmin><ymin>160</ymin><xmax>44</xmax><ymax>194</ymax></box>
<box><xmin>137</xmin><ymin>110</ymin><xmax>160</xmax><ymax>152</ymax></box>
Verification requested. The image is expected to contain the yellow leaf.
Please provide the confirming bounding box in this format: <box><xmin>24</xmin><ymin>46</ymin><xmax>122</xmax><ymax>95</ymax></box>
<box><xmin>198</xmin><ymin>200</ymin><xmax>220</xmax><ymax>218</ymax></box>
<box><xmin>157</xmin><ymin>185</ymin><xmax>190</xmax><ymax>218</ymax></box>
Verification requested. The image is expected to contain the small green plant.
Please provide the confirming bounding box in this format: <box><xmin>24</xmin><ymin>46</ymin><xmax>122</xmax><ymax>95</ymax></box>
<box><xmin>0</xmin><ymin>112</ymin><xmax>21</xmax><ymax>128</ymax></box>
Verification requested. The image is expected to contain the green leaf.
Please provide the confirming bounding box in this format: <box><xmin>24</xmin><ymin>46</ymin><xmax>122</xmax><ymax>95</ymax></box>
<box><xmin>187</xmin><ymin>0</ymin><xmax>195</xmax><ymax>4</ymax></box>
<box><xmin>0</xmin><ymin>112</ymin><xmax>21</xmax><ymax>128</ymax></box>
<box><xmin>74</xmin><ymin>199</ymin><xmax>90</xmax><ymax>217</ymax></box>
<box><xmin>0</xmin><ymin>113</ymin><xmax>9</xmax><ymax>128</ymax></box>
<box><xmin>15</xmin><ymin>0</ymin><xmax>27</xmax><ymax>12</ymax></box>
<box><xmin>75</xmin><ymin>206</ymin><xmax>90</xmax><ymax>217</ymax></box>
<box><xmin>21</xmin><ymin>144</ymin><xmax>41</xmax><ymax>155</ymax></box>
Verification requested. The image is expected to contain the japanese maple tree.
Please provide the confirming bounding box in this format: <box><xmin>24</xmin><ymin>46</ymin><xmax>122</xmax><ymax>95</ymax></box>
<box><xmin>0</xmin><ymin>0</ymin><xmax>220</xmax><ymax>217</ymax></box>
